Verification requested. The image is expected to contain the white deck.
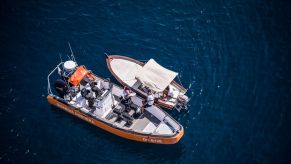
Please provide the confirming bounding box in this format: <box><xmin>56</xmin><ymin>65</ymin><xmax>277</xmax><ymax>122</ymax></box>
<box><xmin>65</xmin><ymin>76</ymin><xmax>180</xmax><ymax>136</ymax></box>
<box><xmin>110</xmin><ymin>58</ymin><xmax>142</xmax><ymax>87</ymax></box>
<box><xmin>155</xmin><ymin>123</ymin><xmax>173</xmax><ymax>135</ymax></box>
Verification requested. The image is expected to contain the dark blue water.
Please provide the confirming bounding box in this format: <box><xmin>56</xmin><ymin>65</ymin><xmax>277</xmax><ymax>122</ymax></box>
<box><xmin>1</xmin><ymin>0</ymin><xmax>290</xmax><ymax>163</ymax></box>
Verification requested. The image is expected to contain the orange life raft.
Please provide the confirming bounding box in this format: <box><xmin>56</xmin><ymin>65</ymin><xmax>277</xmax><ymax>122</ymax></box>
<box><xmin>68</xmin><ymin>66</ymin><xmax>92</xmax><ymax>86</ymax></box>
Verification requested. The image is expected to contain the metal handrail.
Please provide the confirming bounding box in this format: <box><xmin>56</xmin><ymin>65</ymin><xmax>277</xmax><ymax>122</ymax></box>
<box><xmin>47</xmin><ymin>62</ymin><xmax>64</xmax><ymax>95</ymax></box>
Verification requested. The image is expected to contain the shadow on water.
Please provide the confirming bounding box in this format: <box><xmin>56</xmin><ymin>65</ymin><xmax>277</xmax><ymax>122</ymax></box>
<box><xmin>49</xmin><ymin>106</ymin><xmax>185</xmax><ymax>162</ymax></box>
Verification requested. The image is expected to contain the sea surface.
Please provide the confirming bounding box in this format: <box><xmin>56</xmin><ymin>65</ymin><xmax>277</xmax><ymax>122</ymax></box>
<box><xmin>0</xmin><ymin>0</ymin><xmax>290</xmax><ymax>163</ymax></box>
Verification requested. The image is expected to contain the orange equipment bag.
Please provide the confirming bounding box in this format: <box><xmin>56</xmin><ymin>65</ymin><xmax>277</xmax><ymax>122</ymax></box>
<box><xmin>68</xmin><ymin>66</ymin><xmax>90</xmax><ymax>86</ymax></box>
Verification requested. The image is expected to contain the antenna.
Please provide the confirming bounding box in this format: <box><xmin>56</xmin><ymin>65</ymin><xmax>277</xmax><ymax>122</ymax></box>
<box><xmin>59</xmin><ymin>53</ymin><xmax>63</xmax><ymax>62</ymax></box>
<box><xmin>68</xmin><ymin>42</ymin><xmax>76</xmax><ymax>62</ymax></box>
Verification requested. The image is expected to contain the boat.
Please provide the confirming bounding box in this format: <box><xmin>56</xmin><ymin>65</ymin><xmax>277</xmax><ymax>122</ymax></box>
<box><xmin>46</xmin><ymin>52</ymin><xmax>184</xmax><ymax>144</ymax></box>
<box><xmin>106</xmin><ymin>55</ymin><xmax>189</xmax><ymax>111</ymax></box>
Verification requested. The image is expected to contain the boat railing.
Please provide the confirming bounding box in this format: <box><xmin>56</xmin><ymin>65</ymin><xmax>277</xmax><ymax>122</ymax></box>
<box><xmin>47</xmin><ymin>62</ymin><xmax>64</xmax><ymax>95</ymax></box>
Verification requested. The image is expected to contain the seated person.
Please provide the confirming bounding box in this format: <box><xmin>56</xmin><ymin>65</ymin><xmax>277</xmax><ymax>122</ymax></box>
<box><xmin>161</xmin><ymin>86</ymin><xmax>169</xmax><ymax>100</ymax></box>
<box><xmin>168</xmin><ymin>85</ymin><xmax>175</xmax><ymax>97</ymax></box>
<box><xmin>123</xmin><ymin>86</ymin><xmax>136</xmax><ymax>98</ymax></box>
<box><xmin>162</xmin><ymin>85</ymin><xmax>179</xmax><ymax>100</ymax></box>
<box><xmin>90</xmin><ymin>81</ymin><xmax>102</xmax><ymax>97</ymax></box>
<box><xmin>81</xmin><ymin>88</ymin><xmax>96</xmax><ymax>108</ymax></box>
<box><xmin>142</xmin><ymin>85</ymin><xmax>150</xmax><ymax>94</ymax></box>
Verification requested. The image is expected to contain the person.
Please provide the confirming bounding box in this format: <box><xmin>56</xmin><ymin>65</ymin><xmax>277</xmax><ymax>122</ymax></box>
<box><xmin>141</xmin><ymin>90</ymin><xmax>154</xmax><ymax>113</ymax></box>
<box><xmin>162</xmin><ymin>86</ymin><xmax>169</xmax><ymax>100</ymax></box>
<box><xmin>121</xmin><ymin>86</ymin><xmax>135</xmax><ymax>112</ymax></box>
<box><xmin>161</xmin><ymin>85</ymin><xmax>175</xmax><ymax>100</ymax></box>
<box><xmin>90</xmin><ymin>81</ymin><xmax>102</xmax><ymax>97</ymax></box>
<box><xmin>167</xmin><ymin>85</ymin><xmax>175</xmax><ymax>97</ymax></box>
<box><xmin>81</xmin><ymin>88</ymin><xmax>96</xmax><ymax>109</ymax></box>
<box><xmin>123</xmin><ymin>86</ymin><xmax>135</xmax><ymax>98</ymax></box>
<box><xmin>142</xmin><ymin>86</ymin><xmax>150</xmax><ymax>94</ymax></box>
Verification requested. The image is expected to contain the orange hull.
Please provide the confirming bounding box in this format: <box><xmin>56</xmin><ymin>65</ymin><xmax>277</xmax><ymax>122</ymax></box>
<box><xmin>47</xmin><ymin>95</ymin><xmax>184</xmax><ymax>144</ymax></box>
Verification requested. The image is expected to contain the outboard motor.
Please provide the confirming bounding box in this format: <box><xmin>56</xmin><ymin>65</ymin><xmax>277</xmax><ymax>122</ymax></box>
<box><xmin>176</xmin><ymin>95</ymin><xmax>190</xmax><ymax>112</ymax></box>
<box><xmin>54</xmin><ymin>79</ymin><xmax>68</xmax><ymax>98</ymax></box>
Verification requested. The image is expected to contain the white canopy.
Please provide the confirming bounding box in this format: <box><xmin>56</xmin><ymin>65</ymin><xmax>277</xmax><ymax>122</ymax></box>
<box><xmin>135</xmin><ymin>59</ymin><xmax>178</xmax><ymax>92</ymax></box>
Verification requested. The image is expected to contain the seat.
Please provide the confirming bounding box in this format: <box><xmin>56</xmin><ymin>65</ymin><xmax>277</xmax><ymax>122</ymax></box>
<box><xmin>113</xmin><ymin>106</ymin><xmax>125</xmax><ymax>115</ymax></box>
<box><xmin>122</xmin><ymin>112</ymin><xmax>133</xmax><ymax>127</ymax></box>
<box><xmin>122</xmin><ymin>112</ymin><xmax>133</xmax><ymax>121</ymax></box>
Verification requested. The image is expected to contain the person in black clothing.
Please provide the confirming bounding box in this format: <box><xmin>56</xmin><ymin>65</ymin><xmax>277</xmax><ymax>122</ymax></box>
<box><xmin>120</xmin><ymin>86</ymin><xmax>135</xmax><ymax>112</ymax></box>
